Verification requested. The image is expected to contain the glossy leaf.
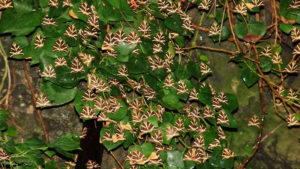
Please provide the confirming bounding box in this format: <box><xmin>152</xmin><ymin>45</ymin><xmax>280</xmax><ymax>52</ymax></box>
<box><xmin>167</xmin><ymin>150</ymin><xmax>184</xmax><ymax>169</ymax></box>
<box><xmin>114</xmin><ymin>42</ymin><xmax>136</xmax><ymax>62</ymax></box>
<box><xmin>40</xmin><ymin>80</ymin><xmax>78</xmax><ymax>106</ymax></box>
<box><xmin>241</xmin><ymin>66</ymin><xmax>259</xmax><ymax>87</ymax></box>
<box><xmin>234</xmin><ymin>22</ymin><xmax>248</xmax><ymax>39</ymax></box>
<box><xmin>164</xmin><ymin>14</ymin><xmax>184</xmax><ymax>34</ymax></box>
<box><xmin>212</xmin><ymin>26</ymin><xmax>231</xmax><ymax>42</ymax></box>
<box><xmin>279</xmin><ymin>23</ymin><xmax>293</xmax><ymax>34</ymax></box>
<box><xmin>0</xmin><ymin>11</ymin><xmax>42</xmax><ymax>36</ymax></box>
<box><xmin>249</xmin><ymin>22</ymin><xmax>266</xmax><ymax>36</ymax></box>
<box><xmin>50</xmin><ymin>133</ymin><xmax>80</xmax><ymax>151</ymax></box>
<box><xmin>259</xmin><ymin>56</ymin><xmax>272</xmax><ymax>72</ymax></box>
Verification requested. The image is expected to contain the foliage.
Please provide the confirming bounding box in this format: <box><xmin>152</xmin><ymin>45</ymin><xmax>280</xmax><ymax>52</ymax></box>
<box><xmin>0</xmin><ymin>0</ymin><xmax>299</xmax><ymax>169</ymax></box>
<box><xmin>0</xmin><ymin>110</ymin><xmax>79</xmax><ymax>169</ymax></box>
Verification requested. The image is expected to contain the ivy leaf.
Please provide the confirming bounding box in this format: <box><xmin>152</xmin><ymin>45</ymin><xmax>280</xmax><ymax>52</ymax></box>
<box><xmin>106</xmin><ymin>0</ymin><xmax>120</xmax><ymax>9</ymax></box>
<box><xmin>50</xmin><ymin>133</ymin><xmax>80</xmax><ymax>151</ymax></box>
<box><xmin>215</xmin><ymin>9</ymin><xmax>228</xmax><ymax>24</ymax></box>
<box><xmin>167</xmin><ymin>150</ymin><xmax>184</xmax><ymax>168</ymax></box>
<box><xmin>0</xmin><ymin>11</ymin><xmax>42</xmax><ymax>36</ymax></box>
<box><xmin>24</xmin><ymin>138</ymin><xmax>46</xmax><ymax>150</ymax></box>
<box><xmin>140</xmin><ymin>142</ymin><xmax>155</xmax><ymax>157</ymax></box>
<box><xmin>114</xmin><ymin>42</ymin><xmax>136</xmax><ymax>62</ymax></box>
<box><xmin>45</xmin><ymin>161</ymin><xmax>58</xmax><ymax>169</ymax></box>
<box><xmin>249</xmin><ymin>21</ymin><xmax>266</xmax><ymax>36</ymax></box>
<box><xmin>187</xmin><ymin>61</ymin><xmax>203</xmax><ymax>80</ymax></box>
<box><xmin>100</xmin><ymin>126</ymin><xmax>124</xmax><ymax>151</ymax></box>
<box><xmin>13</xmin><ymin>0</ymin><xmax>33</xmax><ymax>14</ymax></box>
<box><xmin>172</xmin><ymin>62</ymin><xmax>191</xmax><ymax>81</ymax></box>
<box><xmin>259</xmin><ymin>56</ymin><xmax>272</xmax><ymax>72</ymax></box>
<box><xmin>164</xmin><ymin>14</ymin><xmax>184</xmax><ymax>34</ymax></box>
<box><xmin>102</xmin><ymin>2</ymin><xmax>123</xmax><ymax>21</ymax></box>
<box><xmin>209</xmin><ymin>147</ymin><xmax>234</xmax><ymax>169</ymax></box>
<box><xmin>0</xmin><ymin>110</ymin><xmax>9</xmax><ymax>131</ymax></box>
<box><xmin>74</xmin><ymin>91</ymin><xmax>84</xmax><ymax>114</ymax></box>
<box><xmin>198</xmin><ymin>85</ymin><xmax>213</xmax><ymax>106</ymax></box>
<box><xmin>123</xmin><ymin>131</ymin><xmax>136</xmax><ymax>148</ymax></box>
<box><xmin>234</xmin><ymin>22</ymin><xmax>248</xmax><ymax>39</ymax></box>
<box><xmin>126</xmin><ymin>55</ymin><xmax>150</xmax><ymax>74</ymax></box>
<box><xmin>221</xmin><ymin>94</ymin><xmax>238</xmax><ymax>114</ymax></box>
<box><xmin>241</xmin><ymin>66</ymin><xmax>259</xmax><ymax>87</ymax></box>
<box><xmin>4</xmin><ymin>126</ymin><xmax>17</xmax><ymax>137</ymax></box>
<box><xmin>279</xmin><ymin>23</ymin><xmax>293</xmax><ymax>34</ymax></box>
<box><xmin>106</xmin><ymin>101</ymin><xmax>128</xmax><ymax>122</ymax></box>
<box><xmin>160</xmin><ymin>90</ymin><xmax>183</xmax><ymax>110</ymax></box>
<box><xmin>212</xmin><ymin>26</ymin><xmax>231</xmax><ymax>42</ymax></box>
<box><xmin>40</xmin><ymin>80</ymin><xmax>78</xmax><ymax>106</ymax></box>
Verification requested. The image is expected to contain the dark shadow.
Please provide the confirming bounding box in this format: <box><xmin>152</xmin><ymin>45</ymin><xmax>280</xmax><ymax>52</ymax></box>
<box><xmin>75</xmin><ymin>120</ymin><xmax>103</xmax><ymax>169</ymax></box>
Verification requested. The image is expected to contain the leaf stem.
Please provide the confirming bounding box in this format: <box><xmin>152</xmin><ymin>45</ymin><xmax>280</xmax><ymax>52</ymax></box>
<box><xmin>22</xmin><ymin>61</ymin><xmax>49</xmax><ymax>142</ymax></box>
<box><xmin>178</xmin><ymin>137</ymin><xmax>191</xmax><ymax>149</ymax></box>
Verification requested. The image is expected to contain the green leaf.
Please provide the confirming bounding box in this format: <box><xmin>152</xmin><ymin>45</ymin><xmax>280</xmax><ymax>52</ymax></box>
<box><xmin>279</xmin><ymin>23</ymin><xmax>293</xmax><ymax>34</ymax></box>
<box><xmin>140</xmin><ymin>142</ymin><xmax>155</xmax><ymax>157</ymax></box>
<box><xmin>74</xmin><ymin>91</ymin><xmax>84</xmax><ymax>115</ymax></box>
<box><xmin>106</xmin><ymin>0</ymin><xmax>120</xmax><ymax>9</ymax></box>
<box><xmin>123</xmin><ymin>131</ymin><xmax>136</xmax><ymax>148</ymax></box>
<box><xmin>44</xmin><ymin>150</ymin><xmax>56</xmax><ymax>158</ymax></box>
<box><xmin>45</xmin><ymin>161</ymin><xmax>58</xmax><ymax>169</ymax></box>
<box><xmin>0</xmin><ymin>11</ymin><xmax>42</xmax><ymax>36</ymax></box>
<box><xmin>114</xmin><ymin>42</ymin><xmax>137</xmax><ymax>62</ymax></box>
<box><xmin>24</xmin><ymin>138</ymin><xmax>46</xmax><ymax>149</ymax></box>
<box><xmin>259</xmin><ymin>56</ymin><xmax>272</xmax><ymax>72</ymax></box>
<box><xmin>40</xmin><ymin>80</ymin><xmax>77</xmax><ymax>106</ymax></box>
<box><xmin>100</xmin><ymin>126</ymin><xmax>124</xmax><ymax>151</ymax></box>
<box><xmin>209</xmin><ymin>147</ymin><xmax>234</xmax><ymax>169</ymax></box>
<box><xmin>198</xmin><ymin>85</ymin><xmax>213</xmax><ymax>106</ymax></box>
<box><xmin>249</xmin><ymin>22</ymin><xmax>266</xmax><ymax>36</ymax></box>
<box><xmin>13</xmin><ymin>0</ymin><xmax>33</xmax><ymax>14</ymax></box>
<box><xmin>187</xmin><ymin>61</ymin><xmax>202</xmax><ymax>80</ymax></box>
<box><xmin>0</xmin><ymin>110</ymin><xmax>9</xmax><ymax>131</ymax></box>
<box><xmin>221</xmin><ymin>94</ymin><xmax>238</xmax><ymax>114</ymax></box>
<box><xmin>102</xmin><ymin>2</ymin><xmax>123</xmax><ymax>21</ymax></box>
<box><xmin>167</xmin><ymin>150</ymin><xmax>184</xmax><ymax>168</ymax></box>
<box><xmin>51</xmin><ymin>133</ymin><xmax>80</xmax><ymax>151</ymax></box>
<box><xmin>127</xmin><ymin>55</ymin><xmax>150</xmax><ymax>74</ymax></box>
<box><xmin>164</xmin><ymin>14</ymin><xmax>184</xmax><ymax>34</ymax></box>
<box><xmin>106</xmin><ymin>101</ymin><xmax>128</xmax><ymax>122</ymax></box>
<box><xmin>161</xmin><ymin>90</ymin><xmax>183</xmax><ymax>110</ymax></box>
<box><xmin>215</xmin><ymin>9</ymin><xmax>228</xmax><ymax>24</ymax></box>
<box><xmin>234</xmin><ymin>22</ymin><xmax>248</xmax><ymax>39</ymax></box>
<box><xmin>174</xmin><ymin>36</ymin><xmax>185</xmax><ymax>48</ymax></box>
<box><xmin>172</xmin><ymin>62</ymin><xmax>191</xmax><ymax>80</ymax></box>
<box><xmin>4</xmin><ymin>126</ymin><xmax>17</xmax><ymax>137</ymax></box>
<box><xmin>241</xmin><ymin>66</ymin><xmax>259</xmax><ymax>87</ymax></box>
<box><xmin>212</xmin><ymin>26</ymin><xmax>231</xmax><ymax>41</ymax></box>
<box><xmin>295</xmin><ymin>114</ymin><xmax>300</xmax><ymax>121</ymax></box>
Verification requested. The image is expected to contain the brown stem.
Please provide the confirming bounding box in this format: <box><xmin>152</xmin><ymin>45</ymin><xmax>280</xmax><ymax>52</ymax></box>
<box><xmin>22</xmin><ymin>61</ymin><xmax>49</xmax><ymax>142</ymax></box>
<box><xmin>239</xmin><ymin>78</ymin><xmax>266</xmax><ymax>169</ymax></box>
<box><xmin>260</xmin><ymin>122</ymin><xmax>284</xmax><ymax>143</ymax></box>
<box><xmin>226</xmin><ymin>0</ymin><xmax>242</xmax><ymax>53</ymax></box>
<box><xmin>271</xmin><ymin>0</ymin><xmax>284</xmax><ymax>84</ymax></box>
<box><xmin>110</xmin><ymin>151</ymin><xmax>124</xmax><ymax>169</ymax></box>
<box><xmin>192</xmin><ymin>24</ymin><xmax>209</xmax><ymax>32</ymax></box>
<box><xmin>183</xmin><ymin>45</ymin><xmax>238</xmax><ymax>55</ymax></box>
<box><xmin>251</xmin><ymin>45</ymin><xmax>298</xmax><ymax>115</ymax></box>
